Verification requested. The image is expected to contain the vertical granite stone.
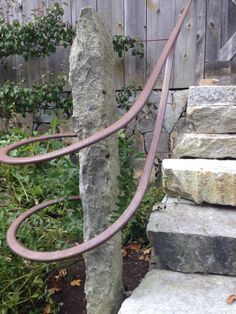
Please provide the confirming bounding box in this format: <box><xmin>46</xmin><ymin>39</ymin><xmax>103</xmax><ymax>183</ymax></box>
<box><xmin>69</xmin><ymin>8</ymin><xmax>122</xmax><ymax>314</ymax></box>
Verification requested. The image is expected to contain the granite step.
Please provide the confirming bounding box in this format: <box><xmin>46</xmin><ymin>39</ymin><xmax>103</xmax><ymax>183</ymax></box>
<box><xmin>147</xmin><ymin>197</ymin><xmax>236</xmax><ymax>275</ymax></box>
<box><xmin>187</xmin><ymin>86</ymin><xmax>236</xmax><ymax>134</ymax></box>
<box><xmin>172</xmin><ymin>133</ymin><xmax>236</xmax><ymax>159</ymax></box>
<box><xmin>162</xmin><ymin>159</ymin><xmax>236</xmax><ymax>206</ymax></box>
<box><xmin>188</xmin><ymin>86</ymin><xmax>236</xmax><ymax>107</ymax></box>
<box><xmin>118</xmin><ymin>269</ymin><xmax>236</xmax><ymax>314</ymax></box>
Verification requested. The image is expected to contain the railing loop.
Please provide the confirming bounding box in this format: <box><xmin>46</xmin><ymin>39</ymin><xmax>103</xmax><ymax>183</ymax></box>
<box><xmin>0</xmin><ymin>0</ymin><xmax>192</xmax><ymax>262</ymax></box>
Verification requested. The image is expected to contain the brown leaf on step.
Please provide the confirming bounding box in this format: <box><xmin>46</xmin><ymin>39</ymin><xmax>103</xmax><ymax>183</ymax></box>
<box><xmin>70</xmin><ymin>279</ymin><xmax>82</xmax><ymax>287</ymax></box>
<box><xmin>121</xmin><ymin>248</ymin><xmax>128</xmax><ymax>257</ymax></box>
<box><xmin>139</xmin><ymin>254</ymin><xmax>150</xmax><ymax>261</ymax></box>
<box><xmin>227</xmin><ymin>294</ymin><xmax>236</xmax><ymax>304</ymax></box>
<box><xmin>48</xmin><ymin>286</ymin><xmax>61</xmax><ymax>294</ymax></box>
<box><xmin>54</xmin><ymin>268</ymin><xmax>67</xmax><ymax>281</ymax></box>
<box><xmin>139</xmin><ymin>248</ymin><xmax>151</xmax><ymax>261</ymax></box>
<box><xmin>143</xmin><ymin>248</ymin><xmax>151</xmax><ymax>256</ymax></box>
<box><xmin>125</xmin><ymin>243</ymin><xmax>141</xmax><ymax>252</ymax></box>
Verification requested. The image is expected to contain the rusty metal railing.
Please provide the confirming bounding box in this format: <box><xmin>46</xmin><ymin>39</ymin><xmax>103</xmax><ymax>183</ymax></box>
<box><xmin>0</xmin><ymin>0</ymin><xmax>192</xmax><ymax>262</ymax></box>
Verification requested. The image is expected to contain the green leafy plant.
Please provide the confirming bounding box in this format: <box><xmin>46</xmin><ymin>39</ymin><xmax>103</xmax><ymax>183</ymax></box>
<box><xmin>113</xmin><ymin>35</ymin><xmax>144</xmax><ymax>58</ymax></box>
<box><xmin>0</xmin><ymin>126</ymin><xmax>82</xmax><ymax>313</ymax></box>
<box><xmin>116</xmin><ymin>131</ymin><xmax>164</xmax><ymax>244</ymax></box>
<box><xmin>0</xmin><ymin>3</ymin><xmax>144</xmax><ymax>61</ymax></box>
<box><xmin>0</xmin><ymin>79</ymin><xmax>139</xmax><ymax>120</ymax></box>
<box><xmin>0</xmin><ymin>75</ymin><xmax>72</xmax><ymax>119</ymax></box>
<box><xmin>116</xmin><ymin>82</ymin><xmax>139</xmax><ymax>110</ymax></box>
<box><xmin>0</xmin><ymin>4</ymin><xmax>75</xmax><ymax>60</ymax></box>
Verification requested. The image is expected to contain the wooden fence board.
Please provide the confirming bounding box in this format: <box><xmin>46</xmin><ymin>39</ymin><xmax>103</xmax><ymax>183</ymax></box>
<box><xmin>146</xmin><ymin>40</ymin><xmax>166</xmax><ymax>89</ymax></box>
<box><xmin>97</xmin><ymin>0</ymin><xmax>124</xmax><ymax>89</ymax></box>
<box><xmin>146</xmin><ymin>0</ymin><xmax>175</xmax><ymax>88</ymax></box>
<box><xmin>173</xmin><ymin>0</ymin><xmax>196</xmax><ymax>88</ymax></box>
<box><xmin>124</xmin><ymin>0</ymin><xmax>146</xmax><ymax>87</ymax></box>
<box><xmin>195</xmin><ymin>0</ymin><xmax>207</xmax><ymax>84</ymax></box>
<box><xmin>147</xmin><ymin>0</ymin><xmax>175</xmax><ymax>40</ymax></box>
<box><xmin>206</xmin><ymin>0</ymin><xmax>222</xmax><ymax>62</ymax></box>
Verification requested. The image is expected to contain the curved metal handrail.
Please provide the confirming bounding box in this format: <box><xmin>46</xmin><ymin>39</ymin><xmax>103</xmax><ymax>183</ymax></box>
<box><xmin>0</xmin><ymin>0</ymin><xmax>191</xmax><ymax>165</ymax></box>
<box><xmin>2</xmin><ymin>0</ymin><xmax>192</xmax><ymax>262</ymax></box>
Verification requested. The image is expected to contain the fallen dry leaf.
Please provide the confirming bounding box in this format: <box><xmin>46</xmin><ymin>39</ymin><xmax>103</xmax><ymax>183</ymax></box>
<box><xmin>70</xmin><ymin>279</ymin><xmax>82</xmax><ymax>287</ymax></box>
<box><xmin>54</xmin><ymin>268</ymin><xmax>67</xmax><ymax>281</ymax></box>
<box><xmin>138</xmin><ymin>248</ymin><xmax>151</xmax><ymax>261</ymax></box>
<box><xmin>125</xmin><ymin>243</ymin><xmax>141</xmax><ymax>252</ymax></box>
<box><xmin>227</xmin><ymin>294</ymin><xmax>236</xmax><ymax>304</ymax></box>
<box><xmin>43</xmin><ymin>304</ymin><xmax>54</xmax><ymax>314</ymax></box>
<box><xmin>143</xmin><ymin>248</ymin><xmax>151</xmax><ymax>256</ymax></box>
<box><xmin>138</xmin><ymin>255</ymin><xmax>145</xmax><ymax>261</ymax></box>
<box><xmin>121</xmin><ymin>248</ymin><xmax>128</xmax><ymax>257</ymax></box>
<box><xmin>138</xmin><ymin>255</ymin><xmax>150</xmax><ymax>261</ymax></box>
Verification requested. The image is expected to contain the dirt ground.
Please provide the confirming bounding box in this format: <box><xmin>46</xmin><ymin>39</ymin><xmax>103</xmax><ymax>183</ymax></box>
<box><xmin>47</xmin><ymin>250</ymin><xmax>150</xmax><ymax>314</ymax></box>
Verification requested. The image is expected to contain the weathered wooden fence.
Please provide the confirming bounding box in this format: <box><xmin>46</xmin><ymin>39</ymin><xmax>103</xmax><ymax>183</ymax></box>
<box><xmin>0</xmin><ymin>0</ymin><xmax>236</xmax><ymax>89</ymax></box>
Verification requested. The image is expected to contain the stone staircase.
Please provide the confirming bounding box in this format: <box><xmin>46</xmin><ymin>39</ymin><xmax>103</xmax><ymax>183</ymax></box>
<box><xmin>119</xmin><ymin>86</ymin><xmax>236</xmax><ymax>313</ymax></box>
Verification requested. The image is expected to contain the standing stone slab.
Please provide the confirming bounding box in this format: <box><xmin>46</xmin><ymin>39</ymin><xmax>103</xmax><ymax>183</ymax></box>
<box><xmin>69</xmin><ymin>8</ymin><xmax>122</xmax><ymax>314</ymax></box>
<box><xmin>162</xmin><ymin>159</ymin><xmax>236</xmax><ymax>206</ymax></box>
<box><xmin>148</xmin><ymin>197</ymin><xmax>236</xmax><ymax>275</ymax></box>
<box><xmin>173</xmin><ymin>134</ymin><xmax>236</xmax><ymax>159</ymax></box>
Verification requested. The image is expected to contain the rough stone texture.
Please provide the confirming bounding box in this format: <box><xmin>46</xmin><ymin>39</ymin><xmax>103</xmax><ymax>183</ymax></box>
<box><xmin>0</xmin><ymin>117</ymin><xmax>5</xmax><ymax>132</ymax></box>
<box><xmin>35</xmin><ymin>123</ymin><xmax>50</xmax><ymax>134</ymax></box>
<box><xmin>132</xmin><ymin>158</ymin><xmax>156</xmax><ymax>182</ymax></box>
<box><xmin>187</xmin><ymin>105</ymin><xmax>236</xmax><ymax>133</ymax></box>
<box><xmin>130</xmin><ymin>131</ymin><xmax>145</xmax><ymax>153</ymax></box>
<box><xmin>136</xmin><ymin>90</ymin><xmax>187</xmax><ymax>135</ymax></box>
<box><xmin>69</xmin><ymin>8</ymin><xmax>122</xmax><ymax>314</ymax></box>
<box><xmin>173</xmin><ymin>134</ymin><xmax>236</xmax><ymax>159</ymax></box>
<box><xmin>137</xmin><ymin>110</ymin><xmax>156</xmax><ymax>134</ymax></box>
<box><xmin>162</xmin><ymin>159</ymin><xmax>236</xmax><ymax>206</ymax></box>
<box><xmin>170</xmin><ymin>117</ymin><xmax>194</xmax><ymax>151</ymax></box>
<box><xmin>118</xmin><ymin>269</ymin><xmax>236</xmax><ymax>314</ymax></box>
<box><xmin>148</xmin><ymin>197</ymin><xmax>236</xmax><ymax>275</ymax></box>
<box><xmin>144</xmin><ymin>130</ymin><xmax>169</xmax><ymax>158</ymax></box>
<box><xmin>1</xmin><ymin>113</ymin><xmax>34</xmax><ymax>133</ymax></box>
<box><xmin>188</xmin><ymin>86</ymin><xmax>236</xmax><ymax>107</ymax></box>
<box><xmin>164</xmin><ymin>90</ymin><xmax>188</xmax><ymax>133</ymax></box>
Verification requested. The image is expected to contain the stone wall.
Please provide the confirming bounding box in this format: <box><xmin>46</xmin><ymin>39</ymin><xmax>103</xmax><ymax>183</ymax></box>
<box><xmin>0</xmin><ymin>89</ymin><xmax>189</xmax><ymax>170</ymax></box>
<box><xmin>124</xmin><ymin>90</ymin><xmax>188</xmax><ymax>160</ymax></box>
